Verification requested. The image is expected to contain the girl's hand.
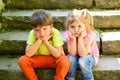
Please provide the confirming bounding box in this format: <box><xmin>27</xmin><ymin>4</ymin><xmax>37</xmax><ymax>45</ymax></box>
<box><xmin>68</xmin><ymin>31</ymin><xmax>76</xmax><ymax>40</ymax></box>
<box><xmin>79</xmin><ymin>30</ymin><xmax>86</xmax><ymax>39</ymax></box>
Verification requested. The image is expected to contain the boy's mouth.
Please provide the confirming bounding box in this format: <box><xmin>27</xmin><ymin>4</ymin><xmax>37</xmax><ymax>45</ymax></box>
<box><xmin>40</xmin><ymin>36</ymin><xmax>45</xmax><ymax>38</ymax></box>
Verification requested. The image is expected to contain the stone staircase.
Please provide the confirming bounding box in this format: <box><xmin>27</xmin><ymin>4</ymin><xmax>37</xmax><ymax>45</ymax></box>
<box><xmin>0</xmin><ymin>0</ymin><xmax>120</xmax><ymax>80</ymax></box>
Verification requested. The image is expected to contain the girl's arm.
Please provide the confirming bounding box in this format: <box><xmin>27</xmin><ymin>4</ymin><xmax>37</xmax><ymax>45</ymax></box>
<box><xmin>78</xmin><ymin>31</ymin><xmax>94</xmax><ymax>56</ymax></box>
<box><xmin>85</xmin><ymin>37</ymin><xmax>94</xmax><ymax>53</ymax></box>
<box><xmin>25</xmin><ymin>39</ymin><xmax>42</xmax><ymax>57</ymax></box>
<box><xmin>67</xmin><ymin>38</ymin><xmax>77</xmax><ymax>56</ymax></box>
<box><xmin>78</xmin><ymin>37</ymin><xmax>87</xmax><ymax>56</ymax></box>
<box><xmin>66</xmin><ymin>31</ymin><xmax>77</xmax><ymax>56</ymax></box>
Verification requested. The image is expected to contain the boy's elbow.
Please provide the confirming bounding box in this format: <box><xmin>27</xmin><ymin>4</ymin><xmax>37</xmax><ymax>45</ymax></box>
<box><xmin>54</xmin><ymin>52</ymin><xmax>63</xmax><ymax>58</ymax></box>
<box><xmin>25</xmin><ymin>53</ymin><xmax>33</xmax><ymax>57</ymax></box>
<box><xmin>55</xmin><ymin>54</ymin><xmax>61</xmax><ymax>58</ymax></box>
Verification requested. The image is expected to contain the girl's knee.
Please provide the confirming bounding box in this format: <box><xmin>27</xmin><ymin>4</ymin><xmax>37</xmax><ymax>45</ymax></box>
<box><xmin>78</xmin><ymin>57</ymin><xmax>86</xmax><ymax>68</ymax></box>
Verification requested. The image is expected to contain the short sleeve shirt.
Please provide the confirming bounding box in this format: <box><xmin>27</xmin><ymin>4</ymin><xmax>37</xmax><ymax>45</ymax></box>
<box><xmin>27</xmin><ymin>28</ymin><xmax>64</xmax><ymax>55</ymax></box>
<box><xmin>64</xmin><ymin>31</ymin><xmax>99</xmax><ymax>65</ymax></box>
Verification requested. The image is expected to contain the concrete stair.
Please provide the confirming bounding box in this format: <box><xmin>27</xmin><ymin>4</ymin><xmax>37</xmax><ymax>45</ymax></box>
<box><xmin>0</xmin><ymin>56</ymin><xmax>120</xmax><ymax>80</ymax></box>
<box><xmin>0</xmin><ymin>30</ymin><xmax>120</xmax><ymax>80</ymax></box>
<box><xmin>0</xmin><ymin>31</ymin><xmax>100</xmax><ymax>55</ymax></box>
<box><xmin>0</xmin><ymin>2</ymin><xmax>120</xmax><ymax>80</ymax></box>
<box><xmin>0</xmin><ymin>10</ymin><xmax>120</xmax><ymax>31</ymax></box>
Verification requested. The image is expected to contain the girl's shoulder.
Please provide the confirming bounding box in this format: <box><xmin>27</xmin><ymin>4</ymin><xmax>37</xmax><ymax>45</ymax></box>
<box><xmin>63</xmin><ymin>31</ymin><xmax>70</xmax><ymax>40</ymax></box>
<box><xmin>87</xmin><ymin>31</ymin><xmax>96</xmax><ymax>38</ymax></box>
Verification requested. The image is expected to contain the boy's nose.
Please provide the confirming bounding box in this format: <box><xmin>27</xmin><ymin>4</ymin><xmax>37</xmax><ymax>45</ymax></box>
<box><xmin>40</xmin><ymin>30</ymin><xmax>44</xmax><ymax>36</ymax></box>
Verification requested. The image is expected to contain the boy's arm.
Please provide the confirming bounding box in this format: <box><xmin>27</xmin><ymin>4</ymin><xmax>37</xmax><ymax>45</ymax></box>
<box><xmin>43</xmin><ymin>40</ymin><xmax>63</xmax><ymax>58</ymax></box>
<box><xmin>25</xmin><ymin>39</ymin><xmax>42</xmax><ymax>57</ymax></box>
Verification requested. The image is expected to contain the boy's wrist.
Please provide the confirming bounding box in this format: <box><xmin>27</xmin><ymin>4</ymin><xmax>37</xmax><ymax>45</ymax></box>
<box><xmin>37</xmin><ymin>39</ymin><xmax>42</xmax><ymax>43</ymax></box>
<box><xmin>43</xmin><ymin>40</ymin><xmax>49</xmax><ymax>44</ymax></box>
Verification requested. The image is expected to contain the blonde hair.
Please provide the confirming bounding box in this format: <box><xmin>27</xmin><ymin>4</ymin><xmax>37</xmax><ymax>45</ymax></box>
<box><xmin>65</xmin><ymin>9</ymin><xmax>94</xmax><ymax>32</ymax></box>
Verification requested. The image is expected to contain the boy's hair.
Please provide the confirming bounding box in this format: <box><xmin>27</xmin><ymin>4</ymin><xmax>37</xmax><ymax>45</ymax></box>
<box><xmin>31</xmin><ymin>9</ymin><xmax>53</xmax><ymax>28</ymax></box>
<box><xmin>65</xmin><ymin>9</ymin><xmax>94</xmax><ymax>32</ymax></box>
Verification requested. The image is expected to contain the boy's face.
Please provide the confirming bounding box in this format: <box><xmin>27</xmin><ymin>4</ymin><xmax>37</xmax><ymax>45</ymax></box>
<box><xmin>33</xmin><ymin>24</ymin><xmax>53</xmax><ymax>40</ymax></box>
<box><xmin>68</xmin><ymin>19</ymin><xmax>86</xmax><ymax>37</ymax></box>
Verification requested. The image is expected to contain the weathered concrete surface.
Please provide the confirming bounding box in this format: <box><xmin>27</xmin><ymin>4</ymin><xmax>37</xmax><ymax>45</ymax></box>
<box><xmin>0</xmin><ymin>31</ymin><xmax>100</xmax><ymax>55</ymax></box>
<box><xmin>0</xmin><ymin>31</ymin><xmax>28</xmax><ymax>55</ymax></box>
<box><xmin>101</xmin><ymin>32</ymin><xmax>120</xmax><ymax>54</ymax></box>
<box><xmin>0</xmin><ymin>10</ymin><xmax>120</xmax><ymax>31</ymax></box>
<box><xmin>96</xmin><ymin>0</ymin><xmax>120</xmax><ymax>9</ymax></box>
<box><xmin>0</xmin><ymin>57</ymin><xmax>27</xmax><ymax>80</ymax></box>
<box><xmin>0</xmin><ymin>0</ymin><xmax>4</xmax><ymax>12</ymax></box>
<box><xmin>4</xmin><ymin>0</ymin><xmax>93</xmax><ymax>10</ymax></box>
<box><xmin>3</xmin><ymin>0</ymin><xmax>120</xmax><ymax>10</ymax></box>
<box><xmin>0</xmin><ymin>56</ymin><xmax>119</xmax><ymax>80</ymax></box>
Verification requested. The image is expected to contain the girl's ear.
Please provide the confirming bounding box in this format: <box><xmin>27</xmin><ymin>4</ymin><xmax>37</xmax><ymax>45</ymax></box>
<box><xmin>50</xmin><ymin>24</ymin><xmax>53</xmax><ymax>28</ymax></box>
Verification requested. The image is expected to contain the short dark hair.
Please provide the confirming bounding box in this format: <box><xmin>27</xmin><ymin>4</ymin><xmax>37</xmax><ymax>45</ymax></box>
<box><xmin>31</xmin><ymin>9</ymin><xmax>53</xmax><ymax>28</ymax></box>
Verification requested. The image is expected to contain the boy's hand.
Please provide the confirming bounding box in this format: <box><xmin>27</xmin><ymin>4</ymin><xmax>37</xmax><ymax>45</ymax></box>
<box><xmin>42</xmin><ymin>35</ymin><xmax>53</xmax><ymax>42</ymax></box>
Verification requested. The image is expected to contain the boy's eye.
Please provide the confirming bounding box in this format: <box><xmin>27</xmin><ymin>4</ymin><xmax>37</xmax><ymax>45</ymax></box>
<box><xmin>35</xmin><ymin>29</ymin><xmax>39</xmax><ymax>32</ymax></box>
<box><xmin>43</xmin><ymin>28</ymin><xmax>47</xmax><ymax>30</ymax></box>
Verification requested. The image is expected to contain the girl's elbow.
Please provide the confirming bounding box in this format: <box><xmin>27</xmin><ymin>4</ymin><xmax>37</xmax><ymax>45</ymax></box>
<box><xmin>68</xmin><ymin>51</ymin><xmax>76</xmax><ymax>56</ymax></box>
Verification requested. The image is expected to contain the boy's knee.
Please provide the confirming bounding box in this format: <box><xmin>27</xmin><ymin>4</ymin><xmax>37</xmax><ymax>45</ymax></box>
<box><xmin>18</xmin><ymin>55</ymin><xmax>29</xmax><ymax>66</ymax></box>
<box><xmin>58</xmin><ymin>55</ymin><xmax>70</xmax><ymax>67</ymax></box>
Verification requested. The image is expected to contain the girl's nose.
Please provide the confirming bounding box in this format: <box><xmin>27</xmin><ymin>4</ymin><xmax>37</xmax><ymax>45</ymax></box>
<box><xmin>75</xmin><ymin>27</ymin><xmax>78</xmax><ymax>32</ymax></box>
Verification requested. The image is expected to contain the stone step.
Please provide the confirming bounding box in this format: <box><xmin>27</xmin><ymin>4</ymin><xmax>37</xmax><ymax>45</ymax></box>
<box><xmin>101</xmin><ymin>32</ymin><xmax>120</xmax><ymax>54</ymax></box>
<box><xmin>0</xmin><ymin>10</ymin><xmax>120</xmax><ymax>31</ymax></box>
<box><xmin>1</xmin><ymin>30</ymin><xmax>120</xmax><ymax>55</ymax></box>
<box><xmin>0</xmin><ymin>31</ymin><xmax>100</xmax><ymax>55</ymax></box>
<box><xmin>0</xmin><ymin>56</ymin><xmax>119</xmax><ymax>80</ymax></box>
<box><xmin>2</xmin><ymin>0</ymin><xmax>120</xmax><ymax>10</ymax></box>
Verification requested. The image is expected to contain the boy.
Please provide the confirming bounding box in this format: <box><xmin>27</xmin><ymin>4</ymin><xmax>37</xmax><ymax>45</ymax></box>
<box><xmin>18</xmin><ymin>9</ymin><xmax>70</xmax><ymax>80</ymax></box>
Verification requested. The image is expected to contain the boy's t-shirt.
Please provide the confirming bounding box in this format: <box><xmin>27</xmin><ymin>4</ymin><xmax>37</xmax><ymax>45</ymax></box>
<box><xmin>27</xmin><ymin>28</ymin><xmax>64</xmax><ymax>55</ymax></box>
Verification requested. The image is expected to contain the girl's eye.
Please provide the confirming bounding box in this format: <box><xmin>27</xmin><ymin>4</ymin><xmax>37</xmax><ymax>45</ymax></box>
<box><xmin>70</xmin><ymin>26</ymin><xmax>75</xmax><ymax>28</ymax></box>
<box><xmin>78</xmin><ymin>25</ymin><xmax>81</xmax><ymax>28</ymax></box>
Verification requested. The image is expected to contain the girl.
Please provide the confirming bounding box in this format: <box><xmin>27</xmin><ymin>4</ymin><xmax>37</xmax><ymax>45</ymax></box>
<box><xmin>64</xmin><ymin>9</ymin><xmax>99</xmax><ymax>80</ymax></box>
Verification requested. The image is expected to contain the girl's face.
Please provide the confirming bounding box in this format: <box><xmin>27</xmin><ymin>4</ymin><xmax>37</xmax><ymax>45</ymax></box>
<box><xmin>33</xmin><ymin>24</ymin><xmax>53</xmax><ymax>40</ymax></box>
<box><xmin>68</xmin><ymin>19</ymin><xmax>86</xmax><ymax>37</ymax></box>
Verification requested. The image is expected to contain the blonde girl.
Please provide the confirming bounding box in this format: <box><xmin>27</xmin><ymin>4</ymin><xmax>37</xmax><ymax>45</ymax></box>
<box><xmin>64</xmin><ymin>9</ymin><xmax>99</xmax><ymax>80</ymax></box>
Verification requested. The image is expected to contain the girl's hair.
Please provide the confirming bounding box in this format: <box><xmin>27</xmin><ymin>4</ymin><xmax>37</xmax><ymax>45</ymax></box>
<box><xmin>65</xmin><ymin>9</ymin><xmax>94</xmax><ymax>32</ymax></box>
<box><xmin>31</xmin><ymin>9</ymin><xmax>53</xmax><ymax>28</ymax></box>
